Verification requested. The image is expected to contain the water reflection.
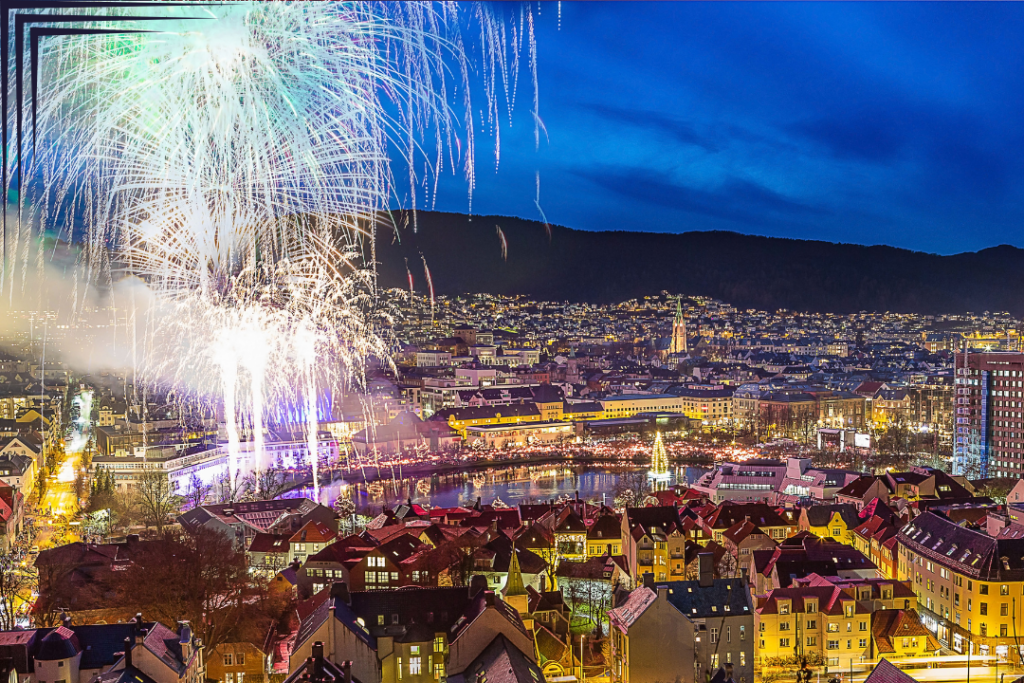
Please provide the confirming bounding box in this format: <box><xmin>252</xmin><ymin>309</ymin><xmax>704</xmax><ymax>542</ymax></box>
<box><xmin>285</xmin><ymin>464</ymin><xmax>707</xmax><ymax>512</ymax></box>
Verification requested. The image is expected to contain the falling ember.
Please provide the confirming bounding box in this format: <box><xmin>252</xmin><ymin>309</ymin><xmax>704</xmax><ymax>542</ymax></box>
<box><xmin>496</xmin><ymin>225</ymin><xmax>508</xmax><ymax>260</ymax></box>
<box><xmin>535</xmin><ymin>171</ymin><xmax>552</xmax><ymax>240</ymax></box>
<box><xmin>421</xmin><ymin>255</ymin><xmax>436</xmax><ymax>315</ymax></box>
<box><xmin>296</xmin><ymin>322</ymin><xmax>320</xmax><ymax>504</ymax></box>
<box><xmin>404</xmin><ymin>258</ymin><xmax>415</xmax><ymax>295</ymax></box>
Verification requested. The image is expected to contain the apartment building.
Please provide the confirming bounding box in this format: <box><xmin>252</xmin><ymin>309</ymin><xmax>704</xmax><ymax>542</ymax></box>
<box><xmin>897</xmin><ymin>510</ymin><xmax>1024</xmax><ymax>659</ymax></box>
<box><xmin>755</xmin><ymin>575</ymin><xmax>925</xmax><ymax>669</ymax></box>
<box><xmin>953</xmin><ymin>351</ymin><xmax>1024</xmax><ymax>478</ymax></box>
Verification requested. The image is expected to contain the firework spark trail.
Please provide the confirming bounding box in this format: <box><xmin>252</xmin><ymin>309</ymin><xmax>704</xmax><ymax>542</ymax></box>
<box><xmin>496</xmin><ymin>225</ymin><xmax>508</xmax><ymax>260</ymax></box>
<box><xmin>421</xmin><ymin>254</ymin><xmax>435</xmax><ymax>318</ymax></box>
<box><xmin>13</xmin><ymin>2</ymin><xmax>536</xmax><ymax>498</ymax></box>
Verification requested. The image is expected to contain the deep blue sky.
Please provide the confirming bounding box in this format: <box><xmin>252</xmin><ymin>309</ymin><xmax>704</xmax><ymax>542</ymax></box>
<box><xmin>424</xmin><ymin>2</ymin><xmax>1024</xmax><ymax>254</ymax></box>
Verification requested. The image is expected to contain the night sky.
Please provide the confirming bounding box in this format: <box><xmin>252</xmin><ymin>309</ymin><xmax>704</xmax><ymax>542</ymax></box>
<box><xmin>425</xmin><ymin>2</ymin><xmax>1024</xmax><ymax>254</ymax></box>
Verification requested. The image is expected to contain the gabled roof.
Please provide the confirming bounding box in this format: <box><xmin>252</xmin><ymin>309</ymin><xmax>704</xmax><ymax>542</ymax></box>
<box><xmin>704</xmin><ymin>502</ymin><xmax>790</xmax><ymax>530</ymax></box>
<box><xmin>664</xmin><ymin>578</ymin><xmax>752</xmax><ymax>618</ymax></box>
<box><xmin>607</xmin><ymin>587</ymin><xmax>657</xmax><ymax>631</ymax></box>
<box><xmin>863</xmin><ymin>658</ymin><xmax>922</xmax><ymax>683</ymax></box>
<box><xmin>446</xmin><ymin>634</ymin><xmax>543</xmax><ymax>683</ymax></box>
<box><xmin>249</xmin><ymin>533</ymin><xmax>291</xmax><ymax>554</ymax></box>
<box><xmin>837</xmin><ymin>476</ymin><xmax>885</xmax><ymax>499</ymax></box>
<box><xmin>803</xmin><ymin>504</ymin><xmax>860</xmax><ymax>529</ymax></box>
<box><xmin>723</xmin><ymin>519</ymin><xmax>768</xmax><ymax>545</ymax></box>
<box><xmin>94</xmin><ymin>665</ymin><xmax>159</xmax><ymax>683</ymax></box>
<box><xmin>554</xmin><ymin>510</ymin><xmax>587</xmax><ymax>534</ymax></box>
<box><xmin>587</xmin><ymin>513</ymin><xmax>622</xmax><ymax>540</ymax></box>
<box><xmin>290</xmin><ymin>520</ymin><xmax>337</xmax><ymax>545</ymax></box>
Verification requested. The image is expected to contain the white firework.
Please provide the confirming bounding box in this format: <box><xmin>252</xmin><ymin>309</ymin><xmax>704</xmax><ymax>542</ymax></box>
<box><xmin>11</xmin><ymin>1</ymin><xmax>536</xmax><ymax>500</ymax></box>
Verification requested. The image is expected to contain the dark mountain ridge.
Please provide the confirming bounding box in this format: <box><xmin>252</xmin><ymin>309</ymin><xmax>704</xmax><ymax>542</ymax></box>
<box><xmin>372</xmin><ymin>210</ymin><xmax>1024</xmax><ymax>315</ymax></box>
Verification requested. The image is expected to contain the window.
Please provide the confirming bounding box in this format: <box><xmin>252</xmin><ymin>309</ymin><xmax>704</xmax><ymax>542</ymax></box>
<box><xmin>859</xmin><ymin>621</ymin><xmax>867</xmax><ymax>632</ymax></box>
<box><xmin>1002</xmin><ymin>604</ymin><xmax>1009</xmax><ymax>617</ymax></box>
<box><xmin>858</xmin><ymin>639</ymin><xmax>867</xmax><ymax>648</ymax></box>
<box><xmin>1002</xmin><ymin>585</ymin><xmax>1010</xmax><ymax>596</ymax></box>
<box><xmin>827</xmin><ymin>641</ymin><xmax>839</xmax><ymax>650</ymax></box>
<box><xmin>827</xmin><ymin>623</ymin><xmax>839</xmax><ymax>633</ymax></box>
<box><xmin>740</xmin><ymin>626</ymin><xmax>745</xmax><ymax>641</ymax></box>
<box><xmin>981</xmin><ymin>585</ymin><xmax>989</xmax><ymax>595</ymax></box>
<box><xmin>711</xmin><ymin>628</ymin><xmax>719</xmax><ymax>643</ymax></box>
<box><xmin>433</xmin><ymin>663</ymin><xmax>445</xmax><ymax>680</ymax></box>
<box><xmin>807</xmin><ymin>620</ymin><xmax>817</xmax><ymax>630</ymax></box>
<box><xmin>981</xmin><ymin>603</ymin><xmax>988</xmax><ymax>616</ymax></box>
<box><xmin>807</xmin><ymin>637</ymin><xmax>817</xmax><ymax>647</ymax></box>
<box><xmin>434</xmin><ymin>636</ymin><xmax>445</xmax><ymax>652</ymax></box>
<box><xmin>410</xmin><ymin>658</ymin><xmax>422</xmax><ymax>675</ymax></box>
<box><xmin>779</xmin><ymin>622</ymin><xmax>791</xmax><ymax>632</ymax></box>
<box><xmin>236</xmin><ymin>654</ymin><xmax>244</xmax><ymax>666</ymax></box>
<box><xmin>392</xmin><ymin>614</ymin><xmax>400</xmax><ymax>625</ymax></box>
<box><xmin>226</xmin><ymin>675</ymin><xmax>235</xmax><ymax>683</ymax></box>
<box><xmin>727</xmin><ymin>626</ymin><xmax>732</xmax><ymax>643</ymax></box>
<box><xmin>779</xmin><ymin>638</ymin><xmax>790</xmax><ymax>648</ymax></box>
<box><xmin>740</xmin><ymin>652</ymin><xmax>746</xmax><ymax>667</ymax></box>
<box><xmin>378</xmin><ymin>615</ymin><xmax>385</xmax><ymax>626</ymax></box>
<box><xmin>398</xmin><ymin>658</ymin><xmax>403</xmax><ymax>680</ymax></box>
<box><xmin>237</xmin><ymin>675</ymin><xmax>244</xmax><ymax>683</ymax></box>
<box><xmin>391</xmin><ymin>572</ymin><xmax>399</xmax><ymax>581</ymax></box>
<box><xmin>224</xmin><ymin>654</ymin><xmax>233</xmax><ymax>667</ymax></box>
<box><xmin>711</xmin><ymin>655</ymin><xmax>719</xmax><ymax>670</ymax></box>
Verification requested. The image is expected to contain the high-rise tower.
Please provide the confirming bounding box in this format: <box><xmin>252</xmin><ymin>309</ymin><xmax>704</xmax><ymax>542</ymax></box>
<box><xmin>669</xmin><ymin>297</ymin><xmax>688</xmax><ymax>355</ymax></box>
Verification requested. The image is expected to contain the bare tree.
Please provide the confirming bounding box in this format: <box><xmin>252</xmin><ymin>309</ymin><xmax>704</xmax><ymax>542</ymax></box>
<box><xmin>613</xmin><ymin>471</ymin><xmax>652</xmax><ymax>508</ymax></box>
<box><xmin>181</xmin><ymin>473</ymin><xmax>213</xmax><ymax>510</ymax></box>
<box><xmin>111</xmin><ymin>488</ymin><xmax>141</xmax><ymax>532</ymax></box>
<box><xmin>238</xmin><ymin>467</ymin><xmax>289</xmax><ymax>502</ymax></box>
<box><xmin>0</xmin><ymin>551</ymin><xmax>32</xmax><ymax>630</ymax></box>
<box><xmin>116</xmin><ymin>527</ymin><xmax>289</xmax><ymax>652</ymax></box>
<box><xmin>136</xmin><ymin>471</ymin><xmax>181</xmax><ymax>535</ymax></box>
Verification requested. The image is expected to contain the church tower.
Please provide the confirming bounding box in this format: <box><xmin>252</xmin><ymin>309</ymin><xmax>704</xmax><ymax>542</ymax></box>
<box><xmin>502</xmin><ymin>544</ymin><xmax>532</xmax><ymax>628</ymax></box>
<box><xmin>669</xmin><ymin>297</ymin><xmax>688</xmax><ymax>354</ymax></box>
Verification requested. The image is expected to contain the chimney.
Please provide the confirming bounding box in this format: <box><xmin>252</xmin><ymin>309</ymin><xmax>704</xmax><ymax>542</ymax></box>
<box><xmin>126</xmin><ymin>534</ymin><xmax>140</xmax><ymax>545</ymax></box>
<box><xmin>137</xmin><ymin>628</ymin><xmax>148</xmax><ymax>646</ymax></box>
<box><xmin>469</xmin><ymin>575</ymin><xmax>488</xmax><ymax>598</ymax></box>
<box><xmin>123</xmin><ymin>637</ymin><xmax>133</xmax><ymax>668</ymax></box>
<box><xmin>178</xmin><ymin>621</ymin><xmax>192</xmax><ymax>661</ymax></box>
<box><xmin>539</xmin><ymin>575</ymin><xmax>547</xmax><ymax>592</ymax></box>
<box><xmin>725</xmin><ymin>663</ymin><xmax>734</xmax><ymax>682</ymax></box>
<box><xmin>484</xmin><ymin>592</ymin><xmax>495</xmax><ymax>607</ymax></box>
<box><xmin>312</xmin><ymin>642</ymin><xmax>324</xmax><ymax>663</ymax></box>
<box><xmin>342</xmin><ymin>661</ymin><xmax>352</xmax><ymax>683</ymax></box>
<box><xmin>330</xmin><ymin>581</ymin><xmax>351</xmax><ymax>605</ymax></box>
<box><xmin>642</xmin><ymin>572</ymin><xmax>654</xmax><ymax>589</ymax></box>
<box><xmin>698</xmin><ymin>552</ymin><xmax>714</xmax><ymax>588</ymax></box>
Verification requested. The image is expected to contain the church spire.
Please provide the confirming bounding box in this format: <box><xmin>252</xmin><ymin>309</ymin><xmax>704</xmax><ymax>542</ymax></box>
<box><xmin>503</xmin><ymin>543</ymin><xmax>531</xmax><ymax>619</ymax></box>
<box><xmin>670</xmin><ymin>296</ymin><xmax>688</xmax><ymax>355</ymax></box>
<box><xmin>504</xmin><ymin>544</ymin><xmax>528</xmax><ymax>597</ymax></box>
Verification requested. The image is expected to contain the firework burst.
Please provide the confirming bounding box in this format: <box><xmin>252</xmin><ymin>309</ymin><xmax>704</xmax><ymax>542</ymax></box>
<box><xmin>10</xmin><ymin>1</ymin><xmax>537</xmax><ymax>501</ymax></box>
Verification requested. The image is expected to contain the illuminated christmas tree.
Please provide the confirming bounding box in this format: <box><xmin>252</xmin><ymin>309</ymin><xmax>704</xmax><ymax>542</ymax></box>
<box><xmin>649</xmin><ymin>431</ymin><xmax>669</xmax><ymax>480</ymax></box>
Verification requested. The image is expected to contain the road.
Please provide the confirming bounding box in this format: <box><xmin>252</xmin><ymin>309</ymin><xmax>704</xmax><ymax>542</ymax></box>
<box><xmin>32</xmin><ymin>390</ymin><xmax>92</xmax><ymax>549</ymax></box>
<box><xmin>798</xmin><ymin>657</ymin><xmax>1024</xmax><ymax>683</ymax></box>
